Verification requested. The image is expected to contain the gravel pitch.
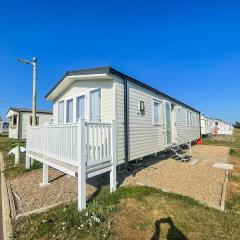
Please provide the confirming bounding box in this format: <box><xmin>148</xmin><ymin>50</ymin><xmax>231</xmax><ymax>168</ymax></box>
<box><xmin>121</xmin><ymin>145</ymin><xmax>229</xmax><ymax>209</ymax></box>
<box><xmin>9</xmin><ymin>145</ymin><xmax>229</xmax><ymax>214</ymax></box>
<box><xmin>10</xmin><ymin>170</ymin><xmax>100</xmax><ymax>215</ymax></box>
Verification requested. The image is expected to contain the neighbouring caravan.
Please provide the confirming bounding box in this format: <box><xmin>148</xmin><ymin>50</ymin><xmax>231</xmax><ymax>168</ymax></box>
<box><xmin>26</xmin><ymin>66</ymin><xmax>201</xmax><ymax>210</ymax></box>
<box><xmin>0</xmin><ymin>120</ymin><xmax>9</xmax><ymax>134</ymax></box>
<box><xmin>212</xmin><ymin>119</ymin><xmax>233</xmax><ymax>135</ymax></box>
<box><xmin>7</xmin><ymin>108</ymin><xmax>52</xmax><ymax>139</ymax></box>
<box><xmin>46</xmin><ymin>66</ymin><xmax>201</xmax><ymax>164</ymax></box>
<box><xmin>200</xmin><ymin>115</ymin><xmax>213</xmax><ymax>136</ymax></box>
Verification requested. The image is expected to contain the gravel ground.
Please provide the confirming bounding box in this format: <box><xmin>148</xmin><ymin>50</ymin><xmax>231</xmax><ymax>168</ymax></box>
<box><xmin>10</xmin><ymin>170</ymin><xmax>103</xmax><ymax>215</ymax></box>
<box><xmin>120</xmin><ymin>145</ymin><xmax>229</xmax><ymax>209</ymax></box>
<box><xmin>9</xmin><ymin>145</ymin><xmax>229</xmax><ymax>214</ymax></box>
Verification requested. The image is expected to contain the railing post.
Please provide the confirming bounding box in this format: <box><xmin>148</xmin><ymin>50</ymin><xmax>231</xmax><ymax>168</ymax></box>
<box><xmin>40</xmin><ymin>124</ymin><xmax>49</xmax><ymax>186</ymax></box>
<box><xmin>15</xmin><ymin>145</ymin><xmax>20</xmax><ymax>165</ymax></box>
<box><xmin>110</xmin><ymin>120</ymin><xmax>117</xmax><ymax>192</ymax></box>
<box><xmin>78</xmin><ymin>119</ymin><xmax>86</xmax><ymax>210</ymax></box>
<box><xmin>25</xmin><ymin>126</ymin><xmax>31</xmax><ymax>169</ymax></box>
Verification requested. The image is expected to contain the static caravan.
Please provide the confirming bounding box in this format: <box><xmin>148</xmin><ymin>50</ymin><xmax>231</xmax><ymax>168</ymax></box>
<box><xmin>200</xmin><ymin>115</ymin><xmax>213</xmax><ymax>136</ymax></box>
<box><xmin>213</xmin><ymin>119</ymin><xmax>233</xmax><ymax>135</ymax></box>
<box><xmin>0</xmin><ymin>121</ymin><xmax>9</xmax><ymax>134</ymax></box>
<box><xmin>45</xmin><ymin>66</ymin><xmax>200</xmax><ymax>164</ymax></box>
<box><xmin>26</xmin><ymin>66</ymin><xmax>201</xmax><ymax>209</ymax></box>
<box><xmin>7</xmin><ymin>108</ymin><xmax>52</xmax><ymax>139</ymax></box>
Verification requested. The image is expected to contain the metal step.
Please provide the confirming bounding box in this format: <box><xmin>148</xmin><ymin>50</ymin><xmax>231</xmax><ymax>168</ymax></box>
<box><xmin>170</xmin><ymin>144</ymin><xmax>192</xmax><ymax>162</ymax></box>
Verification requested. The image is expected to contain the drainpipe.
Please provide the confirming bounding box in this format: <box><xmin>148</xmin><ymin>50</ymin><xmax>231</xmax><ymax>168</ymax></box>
<box><xmin>124</xmin><ymin>77</ymin><xmax>129</xmax><ymax>166</ymax></box>
<box><xmin>199</xmin><ymin>113</ymin><xmax>202</xmax><ymax>138</ymax></box>
<box><xmin>17</xmin><ymin>112</ymin><xmax>21</xmax><ymax>139</ymax></box>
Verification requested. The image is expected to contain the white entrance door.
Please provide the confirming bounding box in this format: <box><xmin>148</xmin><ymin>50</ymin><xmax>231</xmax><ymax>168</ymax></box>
<box><xmin>165</xmin><ymin>101</ymin><xmax>172</xmax><ymax>146</ymax></box>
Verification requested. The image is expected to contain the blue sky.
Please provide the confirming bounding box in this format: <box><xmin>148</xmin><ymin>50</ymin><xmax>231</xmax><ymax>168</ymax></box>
<box><xmin>0</xmin><ymin>0</ymin><xmax>239</xmax><ymax>123</ymax></box>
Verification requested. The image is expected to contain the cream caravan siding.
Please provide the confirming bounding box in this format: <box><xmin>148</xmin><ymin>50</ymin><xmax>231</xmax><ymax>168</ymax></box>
<box><xmin>128</xmin><ymin>82</ymin><xmax>167</xmax><ymax>160</ymax></box>
<box><xmin>52</xmin><ymin>79</ymin><xmax>115</xmax><ymax>124</ymax></box>
<box><xmin>114</xmin><ymin>76</ymin><xmax>200</xmax><ymax>163</ymax></box>
<box><xmin>7</xmin><ymin>109</ymin><xmax>19</xmax><ymax>139</ymax></box>
<box><xmin>114</xmin><ymin>78</ymin><xmax>125</xmax><ymax>163</ymax></box>
<box><xmin>175</xmin><ymin>107</ymin><xmax>200</xmax><ymax>144</ymax></box>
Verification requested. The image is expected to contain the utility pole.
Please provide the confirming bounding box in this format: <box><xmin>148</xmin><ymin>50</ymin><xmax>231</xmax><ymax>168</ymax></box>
<box><xmin>17</xmin><ymin>57</ymin><xmax>37</xmax><ymax>126</ymax></box>
<box><xmin>32</xmin><ymin>57</ymin><xmax>37</xmax><ymax>126</ymax></box>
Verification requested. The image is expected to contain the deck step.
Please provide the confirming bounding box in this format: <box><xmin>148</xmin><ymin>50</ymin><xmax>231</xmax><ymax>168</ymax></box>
<box><xmin>170</xmin><ymin>144</ymin><xmax>192</xmax><ymax>162</ymax></box>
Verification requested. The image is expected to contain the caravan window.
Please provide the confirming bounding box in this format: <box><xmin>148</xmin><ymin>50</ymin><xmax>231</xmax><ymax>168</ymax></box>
<box><xmin>187</xmin><ymin>111</ymin><xmax>193</xmax><ymax>126</ymax></box>
<box><xmin>66</xmin><ymin>99</ymin><xmax>73</xmax><ymax>123</ymax></box>
<box><xmin>186</xmin><ymin>111</ymin><xmax>190</xmax><ymax>126</ymax></box>
<box><xmin>90</xmin><ymin>89</ymin><xmax>101</xmax><ymax>122</ymax></box>
<box><xmin>12</xmin><ymin>115</ymin><xmax>17</xmax><ymax>127</ymax></box>
<box><xmin>29</xmin><ymin>116</ymin><xmax>40</xmax><ymax>125</ymax></box>
<box><xmin>153</xmin><ymin>100</ymin><xmax>162</xmax><ymax>125</ymax></box>
<box><xmin>76</xmin><ymin>95</ymin><xmax>85</xmax><ymax>121</ymax></box>
<box><xmin>58</xmin><ymin>101</ymin><xmax>65</xmax><ymax>123</ymax></box>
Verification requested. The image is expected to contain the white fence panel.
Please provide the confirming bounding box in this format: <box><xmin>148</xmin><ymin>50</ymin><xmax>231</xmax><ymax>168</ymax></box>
<box><xmin>45</xmin><ymin>124</ymin><xmax>78</xmax><ymax>166</ymax></box>
<box><xmin>27</xmin><ymin>126</ymin><xmax>44</xmax><ymax>154</ymax></box>
<box><xmin>27</xmin><ymin>122</ymin><xmax>113</xmax><ymax>168</ymax></box>
<box><xmin>86</xmin><ymin>122</ymin><xmax>112</xmax><ymax>166</ymax></box>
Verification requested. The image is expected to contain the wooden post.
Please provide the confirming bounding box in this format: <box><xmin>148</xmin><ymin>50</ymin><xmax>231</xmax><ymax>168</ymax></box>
<box><xmin>25</xmin><ymin>155</ymin><xmax>31</xmax><ymax>169</ymax></box>
<box><xmin>40</xmin><ymin>163</ymin><xmax>49</xmax><ymax>186</ymax></box>
<box><xmin>40</xmin><ymin>124</ymin><xmax>50</xmax><ymax>186</ymax></box>
<box><xmin>189</xmin><ymin>141</ymin><xmax>192</xmax><ymax>156</ymax></box>
<box><xmin>31</xmin><ymin>159</ymin><xmax>35</xmax><ymax>166</ymax></box>
<box><xmin>78</xmin><ymin>119</ymin><xmax>86</xmax><ymax>211</ymax></box>
<box><xmin>14</xmin><ymin>145</ymin><xmax>20</xmax><ymax>165</ymax></box>
<box><xmin>110</xmin><ymin>120</ymin><xmax>117</xmax><ymax>192</ymax></box>
<box><xmin>25</xmin><ymin>126</ymin><xmax>30</xmax><ymax>169</ymax></box>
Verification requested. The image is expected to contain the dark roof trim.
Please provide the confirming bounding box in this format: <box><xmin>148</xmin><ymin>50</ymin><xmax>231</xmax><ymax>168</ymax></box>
<box><xmin>45</xmin><ymin>66</ymin><xmax>200</xmax><ymax>113</ymax></box>
<box><xmin>8</xmin><ymin>107</ymin><xmax>52</xmax><ymax>114</ymax></box>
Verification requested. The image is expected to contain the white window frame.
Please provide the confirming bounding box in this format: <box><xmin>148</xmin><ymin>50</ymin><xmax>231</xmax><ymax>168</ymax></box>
<box><xmin>90</xmin><ymin>88</ymin><xmax>102</xmax><ymax>122</ymax></box>
<box><xmin>193</xmin><ymin>113</ymin><xmax>196</xmax><ymax>126</ymax></box>
<box><xmin>58</xmin><ymin>100</ymin><xmax>65</xmax><ymax>124</ymax></box>
<box><xmin>186</xmin><ymin>111</ymin><xmax>189</xmax><ymax>126</ymax></box>
<box><xmin>186</xmin><ymin>110</ymin><xmax>194</xmax><ymax>127</ymax></box>
<box><xmin>66</xmin><ymin>98</ymin><xmax>73</xmax><ymax>123</ymax></box>
<box><xmin>76</xmin><ymin>94</ymin><xmax>86</xmax><ymax>122</ymax></box>
<box><xmin>152</xmin><ymin>99</ymin><xmax>163</xmax><ymax>126</ymax></box>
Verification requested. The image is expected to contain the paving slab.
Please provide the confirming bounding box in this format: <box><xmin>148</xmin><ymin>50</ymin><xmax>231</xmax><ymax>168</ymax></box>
<box><xmin>213</xmin><ymin>163</ymin><xmax>233</xmax><ymax>170</ymax></box>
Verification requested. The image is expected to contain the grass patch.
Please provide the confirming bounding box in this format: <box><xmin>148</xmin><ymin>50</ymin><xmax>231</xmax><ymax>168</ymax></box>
<box><xmin>12</xmin><ymin>186</ymin><xmax>240</xmax><ymax>240</ymax></box>
<box><xmin>0</xmin><ymin>136</ymin><xmax>42</xmax><ymax>179</ymax></box>
<box><xmin>203</xmin><ymin>129</ymin><xmax>240</xmax><ymax>213</ymax></box>
<box><xmin>203</xmin><ymin>129</ymin><xmax>240</xmax><ymax>149</ymax></box>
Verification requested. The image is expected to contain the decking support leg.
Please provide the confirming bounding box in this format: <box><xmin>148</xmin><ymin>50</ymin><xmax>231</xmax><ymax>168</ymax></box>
<box><xmin>110</xmin><ymin>164</ymin><xmax>116</xmax><ymax>192</ymax></box>
<box><xmin>78</xmin><ymin>119</ymin><xmax>86</xmax><ymax>211</ymax></box>
<box><xmin>15</xmin><ymin>145</ymin><xmax>20</xmax><ymax>165</ymax></box>
<box><xmin>78</xmin><ymin>166</ymin><xmax>86</xmax><ymax>210</ymax></box>
<box><xmin>40</xmin><ymin>163</ymin><xmax>50</xmax><ymax>186</ymax></box>
<box><xmin>31</xmin><ymin>159</ymin><xmax>35</xmax><ymax>166</ymax></box>
<box><xmin>110</xmin><ymin>120</ymin><xmax>117</xmax><ymax>193</ymax></box>
<box><xmin>25</xmin><ymin>155</ymin><xmax>31</xmax><ymax>169</ymax></box>
<box><xmin>189</xmin><ymin>142</ymin><xmax>192</xmax><ymax>156</ymax></box>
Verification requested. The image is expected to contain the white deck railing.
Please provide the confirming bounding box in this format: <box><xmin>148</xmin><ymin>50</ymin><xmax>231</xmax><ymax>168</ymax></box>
<box><xmin>26</xmin><ymin>120</ymin><xmax>116</xmax><ymax>210</ymax></box>
<box><xmin>26</xmin><ymin>121</ymin><xmax>114</xmax><ymax>168</ymax></box>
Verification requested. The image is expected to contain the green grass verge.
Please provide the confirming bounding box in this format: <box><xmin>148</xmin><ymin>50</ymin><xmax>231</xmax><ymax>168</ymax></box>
<box><xmin>0</xmin><ymin>136</ymin><xmax>42</xmax><ymax>179</ymax></box>
<box><xmin>12</xmin><ymin>186</ymin><xmax>240</xmax><ymax>240</ymax></box>
<box><xmin>203</xmin><ymin>130</ymin><xmax>240</xmax><ymax>213</ymax></box>
<box><xmin>203</xmin><ymin>129</ymin><xmax>240</xmax><ymax>149</ymax></box>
